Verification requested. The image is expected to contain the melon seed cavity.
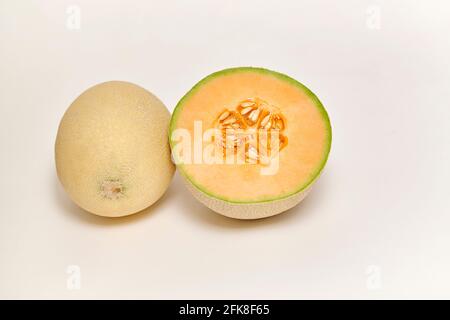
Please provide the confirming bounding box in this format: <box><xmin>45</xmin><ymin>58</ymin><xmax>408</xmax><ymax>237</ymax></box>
<box><xmin>214</xmin><ymin>98</ymin><xmax>288</xmax><ymax>164</ymax></box>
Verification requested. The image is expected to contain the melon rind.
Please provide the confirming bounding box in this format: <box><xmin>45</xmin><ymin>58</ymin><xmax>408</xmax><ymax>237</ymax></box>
<box><xmin>170</xmin><ymin>67</ymin><xmax>332</xmax><ymax>219</ymax></box>
<box><xmin>56</xmin><ymin>81</ymin><xmax>175</xmax><ymax>217</ymax></box>
<box><xmin>184</xmin><ymin>177</ymin><xmax>312</xmax><ymax>219</ymax></box>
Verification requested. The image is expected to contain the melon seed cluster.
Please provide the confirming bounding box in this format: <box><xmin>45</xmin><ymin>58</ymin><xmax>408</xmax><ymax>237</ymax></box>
<box><xmin>214</xmin><ymin>98</ymin><xmax>288</xmax><ymax>164</ymax></box>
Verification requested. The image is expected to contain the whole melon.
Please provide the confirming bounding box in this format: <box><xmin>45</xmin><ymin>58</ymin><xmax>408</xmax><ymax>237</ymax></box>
<box><xmin>170</xmin><ymin>67</ymin><xmax>332</xmax><ymax>219</ymax></box>
<box><xmin>55</xmin><ymin>81</ymin><xmax>174</xmax><ymax>217</ymax></box>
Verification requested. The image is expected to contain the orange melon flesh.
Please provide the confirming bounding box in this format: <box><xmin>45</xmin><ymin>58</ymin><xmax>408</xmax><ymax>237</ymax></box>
<box><xmin>170</xmin><ymin>67</ymin><xmax>331</xmax><ymax>205</ymax></box>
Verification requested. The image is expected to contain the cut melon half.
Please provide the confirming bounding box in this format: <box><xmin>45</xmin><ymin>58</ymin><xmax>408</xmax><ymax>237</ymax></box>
<box><xmin>169</xmin><ymin>67</ymin><xmax>332</xmax><ymax>219</ymax></box>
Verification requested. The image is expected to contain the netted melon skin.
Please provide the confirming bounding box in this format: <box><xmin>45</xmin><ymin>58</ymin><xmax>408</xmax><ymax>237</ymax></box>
<box><xmin>55</xmin><ymin>81</ymin><xmax>174</xmax><ymax>217</ymax></box>
<box><xmin>183</xmin><ymin>178</ymin><xmax>312</xmax><ymax>220</ymax></box>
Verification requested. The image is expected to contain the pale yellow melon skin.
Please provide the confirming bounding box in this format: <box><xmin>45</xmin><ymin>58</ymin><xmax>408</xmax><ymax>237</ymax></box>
<box><xmin>55</xmin><ymin>81</ymin><xmax>174</xmax><ymax>217</ymax></box>
<box><xmin>184</xmin><ymin>177</ymin><xmax>312</xmax><ymax>220</ymax></box>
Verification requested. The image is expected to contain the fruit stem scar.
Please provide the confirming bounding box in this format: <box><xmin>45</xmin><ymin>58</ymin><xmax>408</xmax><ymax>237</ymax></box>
<box><xmin>100</xmin><ymin>179</ymin><xmax>124</xmax><ymax>200</ymax></box>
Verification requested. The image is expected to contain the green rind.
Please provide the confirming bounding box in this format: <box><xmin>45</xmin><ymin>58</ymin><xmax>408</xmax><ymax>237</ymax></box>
<box><xmin>169</xmin><ymin>67</ymin><xmax>332</xmax><ymax>204</ymax></box>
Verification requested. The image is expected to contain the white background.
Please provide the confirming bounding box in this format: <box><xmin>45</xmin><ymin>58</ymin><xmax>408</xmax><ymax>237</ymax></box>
<box><xmin>1</xmin><ymin>0</ymin><xmax>450</xmax><ymax>299</ymax></box>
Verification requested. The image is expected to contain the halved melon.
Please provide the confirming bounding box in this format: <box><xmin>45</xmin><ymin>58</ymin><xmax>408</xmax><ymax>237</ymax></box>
<box><xmin>170</xmin><ymin>67</ymin><xmax>331</xmax><ymax>219</ymax></box>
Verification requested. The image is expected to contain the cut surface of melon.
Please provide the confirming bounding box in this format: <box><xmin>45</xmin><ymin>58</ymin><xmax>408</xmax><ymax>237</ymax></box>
<box><xmin>170</xmin><ymin>67</ymin><xmax>331</xmax><ymax>219</ymax></box>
